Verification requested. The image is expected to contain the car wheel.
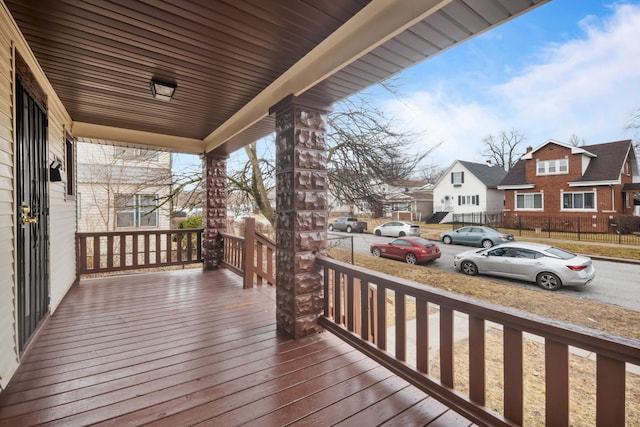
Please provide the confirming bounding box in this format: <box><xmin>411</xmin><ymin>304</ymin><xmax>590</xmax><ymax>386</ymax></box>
<box><xmin>405</xmin><ymin>253</ymin><xmax>417</xmax><ymax>264</ymax></box>
<box><xmin>481</xmin><ymin>239</ymin><xmax>493</xmax><ymax>248</ymax></box>
<box><xmin>460</xmin><ymin>261</ymin><xmax>478</xmax><ymax>276</ymax></box>
<box><xmin>443</xmin><ymin>235</ymin><xmax>452</xmax><ymax>244</ymax></box>
<box><xmin>399</xmin><ymin>231</ymin><xmax>405</xmax><ymax>237</ymax></box>
<box><xmin>346</xmin><ymin>225</ymin><xmax>353</xmax><ymax>233</ymax></box>
<box><xmin>537</xmin><ymin>272</ymin><xmax>562</xmax><ymax>291</ymax></box>
<box><xmin>372</xmin><ymin>248</ymin><xmax>381</xmax><ymax>257</ymax></box>
<box><xmin>375</xmin><ymin>230</ymin><xmax>381</xmax><ymax>236</ymax></box>
<box><xmin>328</xmin><ymin>225</ymin><xmax>334</xmax><ymax>231</ymax></box>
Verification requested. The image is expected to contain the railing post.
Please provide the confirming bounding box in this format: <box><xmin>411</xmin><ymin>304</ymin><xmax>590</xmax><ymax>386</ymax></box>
<box><xmin>243</xmin><ymin>218</ymin><xmax>256</xmax><ymax>288</ymax></box>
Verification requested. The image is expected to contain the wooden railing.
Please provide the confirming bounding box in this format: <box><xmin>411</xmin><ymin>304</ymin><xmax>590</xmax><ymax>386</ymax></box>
<box><xmin>76</xmin><ymin>229</ymin><xmax>202</xmax><ymax>275</ymax></box>
<box><xmin>221</xmin><ymin>217</ymin><xmax>275</xmax><ymax>288</ymax></box>
<box><xmin>316</xmin><ymin>255</ymin><xmax>640</xmax><ymax>426</ymax></box>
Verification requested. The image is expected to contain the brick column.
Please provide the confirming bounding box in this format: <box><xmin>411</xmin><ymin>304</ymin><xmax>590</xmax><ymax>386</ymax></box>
<box><xmin>271</xmin><ymin>96</ymin><xmax>329</xmax><ymax>338</ymax></box>
<box><xmin>202</xmin><ymin>154</ymin><xmax>227</xmax><ymax>270</ymax></box>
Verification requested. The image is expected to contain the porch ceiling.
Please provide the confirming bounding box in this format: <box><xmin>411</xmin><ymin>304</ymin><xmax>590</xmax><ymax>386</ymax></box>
<box><xmin>4</xmin><ymin>0</ymin><xmax>549</xmax><ymax>155</ymax></box>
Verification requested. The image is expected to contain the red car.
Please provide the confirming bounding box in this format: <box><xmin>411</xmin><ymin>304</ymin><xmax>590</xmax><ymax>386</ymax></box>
<box><xmin>370</xmin><ymin>236</ymin><xmax>441</xmax><ymax>265</ymax></box>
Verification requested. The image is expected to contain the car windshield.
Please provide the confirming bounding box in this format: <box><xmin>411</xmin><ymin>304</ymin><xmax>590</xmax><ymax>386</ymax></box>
<box><xmin>545</xmin><ymin>246</ymin><xmax>577</xmax><ymax>259</ymax></box>
<box><xmin>412</xmin><ymin>237</ymin><xmax>432</xmax><ymax>246</ymax></box>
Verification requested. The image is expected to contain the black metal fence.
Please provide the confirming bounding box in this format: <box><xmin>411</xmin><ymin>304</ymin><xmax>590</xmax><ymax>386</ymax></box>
<box><xmin>451</xmin><ymin>213</ymin><xmax>640</xmax><ymax>245</ymax></box>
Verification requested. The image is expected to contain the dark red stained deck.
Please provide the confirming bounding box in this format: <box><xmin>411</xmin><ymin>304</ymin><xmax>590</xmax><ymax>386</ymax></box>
<box><xmin>0</xmin><ymin>268</ymin><xmax>474</xmax><ymax>426</ymax></box>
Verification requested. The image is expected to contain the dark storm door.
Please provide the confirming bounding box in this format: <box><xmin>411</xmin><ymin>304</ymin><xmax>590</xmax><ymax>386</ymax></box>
<box><xmin>16</xmin><ymin>76</ymin><xmax>49</xmax><ymax>353</ymax></box>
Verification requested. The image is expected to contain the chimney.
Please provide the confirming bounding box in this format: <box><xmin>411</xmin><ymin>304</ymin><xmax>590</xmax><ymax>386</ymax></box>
<box><xmin>486</xmin><ymin>160</ymin><xmax>492</xmax><ymax>167</ymax></box>
<box><xmin>526</xmin><ymin>146</ymin><xmax>533</xmax><ymax>153</ymax></box>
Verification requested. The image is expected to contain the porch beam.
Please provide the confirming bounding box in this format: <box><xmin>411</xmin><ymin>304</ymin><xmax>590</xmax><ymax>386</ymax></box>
<box><xmin>203</xmin><ymin>0</ymin><xmax>450</xmax><ymax>153</ymax></box>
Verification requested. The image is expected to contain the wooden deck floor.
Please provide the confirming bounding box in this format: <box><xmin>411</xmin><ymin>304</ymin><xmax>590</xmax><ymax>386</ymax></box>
<box><xmin>0</xmin><ymin>268</ymin><xmax>474</xmax><ymax>426</ymax></box>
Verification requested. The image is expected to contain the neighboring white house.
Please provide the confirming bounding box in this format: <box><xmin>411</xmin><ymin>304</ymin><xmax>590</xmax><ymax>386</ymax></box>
<box><xmin>76</xmin><ymin>141</ymin><xmax>173</xmax><ymax>232</ymax></box>
<box><xmin>432</xmin><ymin>160</ymin><xmax>507</xmax><ymax>223</ymax></box>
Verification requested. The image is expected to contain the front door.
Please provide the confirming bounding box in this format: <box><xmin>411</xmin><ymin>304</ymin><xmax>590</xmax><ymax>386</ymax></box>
<box><xmin>16</xmin><ymin>75</ymin><xmax>49</xmax><ymax>353</ymax></box>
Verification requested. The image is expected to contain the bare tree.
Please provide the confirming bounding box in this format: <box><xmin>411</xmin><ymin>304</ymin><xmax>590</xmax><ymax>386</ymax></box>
<box><xmin>481</xmin><ymin>129</ymin><xmax>526</xmax><ymax>170</ymax></box>
<box><xmin>76</xmin><ymin>143</ymin><xmax>174</xmax><ymax>231</ymax></box>
<box><xmin>626</xmin><ymin>108</ymin><xmax>640</xmax><ymax>156</ymax></box>
<box><xmin>569</xmin><ymin>133</ymin><xmax>586</xmax><ymax>147</ymax></box>
<box><xmin>225</xmin><ymin>91</ymin><xmax>439</xmax><ymax>222</ymax></box>
<box><xmin>326</xmin><ymin>96</ymin><xmax>435</xmax><ymax>217</ymax></box>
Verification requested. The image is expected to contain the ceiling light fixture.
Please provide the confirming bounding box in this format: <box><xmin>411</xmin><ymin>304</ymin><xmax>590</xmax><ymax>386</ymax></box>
<box><xmin>150</xmin><ymin>79</ymin><xmax>177</xmax><ymax>101</ymax></box>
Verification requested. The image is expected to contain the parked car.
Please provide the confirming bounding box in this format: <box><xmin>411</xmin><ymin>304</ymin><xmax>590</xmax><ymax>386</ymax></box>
<box><xmin>373</xmin><ymin>221</ymin><xmax>420</xmax><ymax>237</ymax></box>
<box><xmin>440</xmin><ymin>226</ymin><xmax>514</xmax><ymax>248</ymax></box>
<box><xmin>452</xmin><ymin>242</ymin><xmax>595</xmax><ymax>290</ymax></box>
<box><xmin>370</xmin><ymin>236</ymin><xmax>441</xmax><ymax>265</ymax></box>
<box><xmin>328</xmin><ymin>216</ymin><xmax>367</xmax><ymax>233</ymax></box>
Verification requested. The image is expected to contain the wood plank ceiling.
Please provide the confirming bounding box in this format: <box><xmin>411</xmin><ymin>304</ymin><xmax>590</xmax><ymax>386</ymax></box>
<box><xmin>3</xmin><ymin>0</ymin><xmax>549</xmax><ymax>156</ymax></box>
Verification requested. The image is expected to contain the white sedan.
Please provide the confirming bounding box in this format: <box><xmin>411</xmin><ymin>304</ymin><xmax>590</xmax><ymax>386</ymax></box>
<box><xmin>453</xmin><ymin>242</ymin><xmax>595</xmax><ymax>291</ymax></box>
<box><xmin>373</xmin><ymin>221</ymin><xmax>420</xmax><ymax>237</ymax></box>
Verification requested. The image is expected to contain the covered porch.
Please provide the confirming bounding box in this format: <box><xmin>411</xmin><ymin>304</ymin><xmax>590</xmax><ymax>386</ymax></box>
<box><xmin>0</xmin><ymin>268</ymin><xmax>472</xmax><ymax>426</ymax></box>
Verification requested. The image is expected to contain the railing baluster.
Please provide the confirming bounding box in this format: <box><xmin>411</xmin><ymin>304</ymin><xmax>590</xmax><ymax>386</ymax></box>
<box><xmin>346</xmin><ymin>275</ymin><xmax>354</xmax><ymax>331</ymax></box>
<box><xmin>144</xmin><ymin>233</ymin><xmax>150</xmax><ymax>266</ymax></box>
<box><xmin>107</xmin><ymin>235</ymin><xmax>114</xmax><ymax>270</ymax></box>
<box><xmin>395</xmin><ymin>291</ymin><xmax>406</xmax><ymax>362</ymax></box>
<box><xmin>376</xmin><ymin>285</ymin><xmax>386</xmax><ymax>351</ymax></box>
<box><xmin>596</xmin><ymin>355</ymin><xmax>625</xmax><ymax>426</ymax></box>
<box><xmin>360</xmin><ymin>280</ymin><xmax>369</xmax><ymax>341</ymax></box>
<box><xmin>504</xmin><ymin>326</ymin><xmax>523</xmax><ymax>424</ymax></box>
<box><xmin>440</xmin><ymin>306</ymin><xmax>454</xmax><ymax>388</ymax></box>
<box><xmin>92</xmin><ymin>235</ymin><xmax>100</xmax><ymax>270</ymax></box>
<box><xmin>119</xmin><ymin>234</ymin><xmax>126</xmax><ymax>268</ymax></box>
<box><xmin>334</xmin><ymin>273</ymin><xmax>342</xmax><ymax>325</ymax></box>
<box><xmin>545</xmin><ymin>339</ymin><xmax>568</xmax><ymax>426</ymax></box>
<box><xmin>469</xmin><ymin>315</ymin><xmax>486</xmax><ymax>406</ymax></box>
<box><xmin>416</xmin><ymin>298</ymin><xmax>428</xmax><ymax>374</ymax></box>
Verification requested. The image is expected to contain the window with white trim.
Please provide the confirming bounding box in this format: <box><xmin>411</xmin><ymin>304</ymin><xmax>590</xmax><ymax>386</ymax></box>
<box><xmin>115</xmin><ymin>194</ymin><xmax>158</xmax><ymax>228</ymax></box>
<box><xmin>537</xmin><ymin>158</ymin><xmax>568</xmax><ymax>176</ymax></box>
<box><xmin>451</xmin><ymin>171</ymin><xmax>464</xmax><ymax>185</ymax></box>
<box><xmin>562</xmin><ymin>191</ymin><xmax>595</xmax><ymax>210</ymax></box>
<box><xmin>516</xmin><ymin>193</ymin><xmax>543</xmax><ymax>210</ymax></box>
<box><xmin>457</xmin><ymin>195</ymin><xmax>480</xmax><ymax>206</ymax></box>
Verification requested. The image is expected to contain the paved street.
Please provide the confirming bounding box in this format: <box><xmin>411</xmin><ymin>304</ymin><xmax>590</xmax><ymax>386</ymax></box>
<box><xmin>329</xmin><ymin>231</ymin><xmax>640</xmax><ymax>312</ymax></box>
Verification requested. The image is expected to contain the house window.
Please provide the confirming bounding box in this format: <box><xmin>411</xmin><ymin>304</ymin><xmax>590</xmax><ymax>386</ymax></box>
<box><xmin>537</xmin><ymin>159</ymin><xmax>568</xmax><ymax>176</ymax></box>
<box><xmin>65</xmin><ymin>135</ymin><xmax>75</xmax><ymax>198</ymax></box>
<box><xmin>458</xmin><ymin>195</ymin><xmax>480</xmax><ymax>206</ymax></box>
<box><xmin>516</xmin><ymin>193</ymin><xmax>543</xmax><ymax>210</ymax></box>
<box><xmin>451</xmin><ymin>171</ymin><xmax>464</xmax><ymax>185</ymax></box>
<box><xmin>562</xmin><ymin>191</ymin><xmax>595</xmax><ymax>210</ymax></box>
<box><xmin>115</xmin><ymin>194</ymin><xmax>158</xmax><ymax>228</ymax></box>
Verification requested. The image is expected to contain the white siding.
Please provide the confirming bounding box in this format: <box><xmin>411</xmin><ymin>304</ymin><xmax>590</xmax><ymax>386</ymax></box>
<box><xmin>47</xmin><ymin>116</ymin><xmax>77</xmax><ymax>311</ymax></box>
<box><xmin>76</xmin><ymin>142</ymin><xmax>173</xmax><ymax>232</ymax></box>
<box><xmin>0</xmin><ymin>5</ymin><xmax>77</xmax><ymax>389</ymax></box>
<box><xmin>433</xmin><ymin>162</ymin><xmax>505</xmax><ymax>216</ymax></box>
<box><xmin>0</xmin><ymin>10</ymin><xmax>18</xmax><ymax>390</ymax></box>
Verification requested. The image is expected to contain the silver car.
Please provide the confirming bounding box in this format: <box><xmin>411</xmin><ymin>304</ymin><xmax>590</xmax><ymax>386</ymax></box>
<box><xmin>373</xmin><ymin>221</ymin><xmax>420</xmax><ymax>237</ymax></box>
<box><xmin>452</xmin><ymin>242</ymin><xmax>595</xmax><ymax>291</ymax></box>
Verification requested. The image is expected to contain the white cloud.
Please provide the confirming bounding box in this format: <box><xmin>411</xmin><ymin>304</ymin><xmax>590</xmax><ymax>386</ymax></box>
<box><xmin>384</xmin><ymin>3</ymin><xmax>640</xmax><ymax>169</ymax></box>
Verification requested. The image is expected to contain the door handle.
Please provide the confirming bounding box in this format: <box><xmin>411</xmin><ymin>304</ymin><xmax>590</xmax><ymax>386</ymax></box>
<box><xmin>20</xmin><ymin>205</ymin><xmax>38</xmax><ymax>225</ymax></box>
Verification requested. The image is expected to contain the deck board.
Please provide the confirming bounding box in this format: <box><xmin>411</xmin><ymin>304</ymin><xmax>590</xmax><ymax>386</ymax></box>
<box><xmin>0</xmin><ymin>268</ymin><xmax>473</xmax><ymax>426</ymax></box>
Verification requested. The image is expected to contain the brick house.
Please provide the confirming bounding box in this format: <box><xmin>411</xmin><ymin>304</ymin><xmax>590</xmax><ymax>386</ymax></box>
<box><xmin>498</xmin><ymin>139</ymin><xmax>639</xmax><ymax>222</ymax></box>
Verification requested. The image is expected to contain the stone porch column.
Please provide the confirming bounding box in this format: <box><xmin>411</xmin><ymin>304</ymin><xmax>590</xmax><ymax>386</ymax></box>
<box><xmin>271</xmin><ymin>95</ymin><xmax>329</xmax><ymax>338</ymax></box>
<box><xmin>202</xmin><ymin>154</ymin><xmax>228</xmax><ymax>270</ymax></box>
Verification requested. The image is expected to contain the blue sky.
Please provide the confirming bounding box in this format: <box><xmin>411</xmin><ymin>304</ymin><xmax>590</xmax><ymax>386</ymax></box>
<box><xmin>377</xmin><ymin>0</ymin><xmax>640</xmax><ymax>169</ymax></box>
